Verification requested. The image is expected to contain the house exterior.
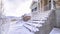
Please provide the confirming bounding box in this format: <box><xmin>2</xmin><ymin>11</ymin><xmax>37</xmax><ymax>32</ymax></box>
<box><xmin>0</xmin><ymin>0</ymin><xmax>60</xmax><ymax>34</ymax></box>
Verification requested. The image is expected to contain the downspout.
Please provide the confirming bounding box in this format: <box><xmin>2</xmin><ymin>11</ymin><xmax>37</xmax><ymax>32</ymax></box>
<box><xmin>0</xmin><ymin>0</ymin><xmax>3</xmax><ymax>17</ymax></box>
<box><xmin>1</xmin><ymin>0</ymin><xmax>6</xmax><ymax>18</ymax></box>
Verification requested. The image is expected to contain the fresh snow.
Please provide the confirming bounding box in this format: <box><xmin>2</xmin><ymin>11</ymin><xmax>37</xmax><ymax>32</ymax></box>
<box><xmin>50</xmin><ymin>28</ymin><xmax>60</xmax><ymax>34</ymax></box>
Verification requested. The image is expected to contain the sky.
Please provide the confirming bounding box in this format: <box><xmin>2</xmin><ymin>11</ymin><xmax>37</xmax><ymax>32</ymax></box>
<box><xmin>3</xmin><ymin>0</ymin><xmax>33</xmax><ymax>17</ymax></box>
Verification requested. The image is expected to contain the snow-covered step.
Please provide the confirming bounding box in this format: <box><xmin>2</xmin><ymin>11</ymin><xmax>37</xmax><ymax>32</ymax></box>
<box><xmin>50</xmin><ymin>28</ymin><xmax>60</xmax><ymax>34</ymax></box>
<box><xmin>39</xmin><ymin>14</ymin><xmax>50</xmax><ymax>20</ymax></box>
<box><xmin>39</xmin><ymin>10</ymin><xmax>51</xmax><ymax>20</ymax></box>
<box><xmin>25</xmin><ymin>22</ymin><xmax>42</xmax><ymax>27</ymax></box>
<box><xmin>31</xmin><ymin>20</ymin><xmax>45</xmax><ymax>24</ymax></box>
<box><xmin>24</xmin><ymin>24</ymin><xmax>39</xmax><ymax>32</ymax></box>
<box><xmin>39</xmin><ymin>14</ymin><xmax>49</xmax><ymax>18</ymax></box>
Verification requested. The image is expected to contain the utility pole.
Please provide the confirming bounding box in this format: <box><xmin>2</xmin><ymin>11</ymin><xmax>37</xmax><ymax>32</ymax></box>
<box><xmin>0</xmin><ymin>0</ymin><xmax>2</xmax><ymax>17</ymax></box>
<box><xmin>0</xmin><ymin>0</ymin><xmax>5</xmax><ymax>18</ymax></box>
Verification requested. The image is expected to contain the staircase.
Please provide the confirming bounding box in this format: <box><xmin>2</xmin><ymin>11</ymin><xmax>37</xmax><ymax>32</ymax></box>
<box><xmin>0</xmin><ymin>10</ymin><xmax>56</xmax><ymax>34</ymax></box>
<box><xmin>31</xmin><ymin>10</ymin><xmax>56</xmax><ymax>34</ymax></box>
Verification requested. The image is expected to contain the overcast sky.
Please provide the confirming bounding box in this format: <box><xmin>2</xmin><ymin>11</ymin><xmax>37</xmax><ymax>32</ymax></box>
<box><xmin>3</xmin><ymin>0</ymin><xmax>33</xmax><ymax>17</ymax></box>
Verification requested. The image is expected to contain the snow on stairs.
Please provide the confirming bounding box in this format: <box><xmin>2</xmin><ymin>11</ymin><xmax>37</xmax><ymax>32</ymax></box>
<box><xmin>25</xmin><ymin>10</ymin><xmax>52</xmax><ymax>32</ymax></box>
<box><xmin>24</xmin><ymin>20</ymin><xmax>43</xmax><ymax>32</ymax></box>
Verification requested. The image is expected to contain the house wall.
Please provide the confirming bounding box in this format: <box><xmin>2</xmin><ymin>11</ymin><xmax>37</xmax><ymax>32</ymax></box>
<box><xmin>55</xmin><ymin>0</ymin><xmax>60</xmax><ymax>8</ymax></box>
<box><xmin>39</xmin><ymin>0</ymin><xmax>49</xmax><ymax>12</ymax></box>
<box><xmin>56</xmin><ymin>0</ymin><xmax>60</xmax><ymax>6</ymax></box>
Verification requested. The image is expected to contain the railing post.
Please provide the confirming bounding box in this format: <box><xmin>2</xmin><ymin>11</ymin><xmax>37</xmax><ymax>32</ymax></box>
<box><xmin>39</xmin><ymin>0</ymin><xmax>42</xmax><ymax>12</ymax></box>
<box><xmin>51</xmin><ymin>0</ymin><xmax>54</xmax><ymax>10</ymax></box>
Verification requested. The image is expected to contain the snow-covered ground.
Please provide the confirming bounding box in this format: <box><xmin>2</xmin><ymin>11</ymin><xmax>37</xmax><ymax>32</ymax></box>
<box><xmin>50</xmin><ymin>28</ymin><xmax>60</xmax><ymax>34</ymax></box>
<box><xmin>2</xmin><ymin>0</ymin><xmax>32</xmax><ymax>17</ymax></box>
<box><xmin>1</xmin><ymin>17</ymin><xmax>42</xmax><ymax>34</ymax></box>
<box><xmin>6</xmin><ymin>20</ymin><xmax>34</xmax><ymax>34</ymax></box>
